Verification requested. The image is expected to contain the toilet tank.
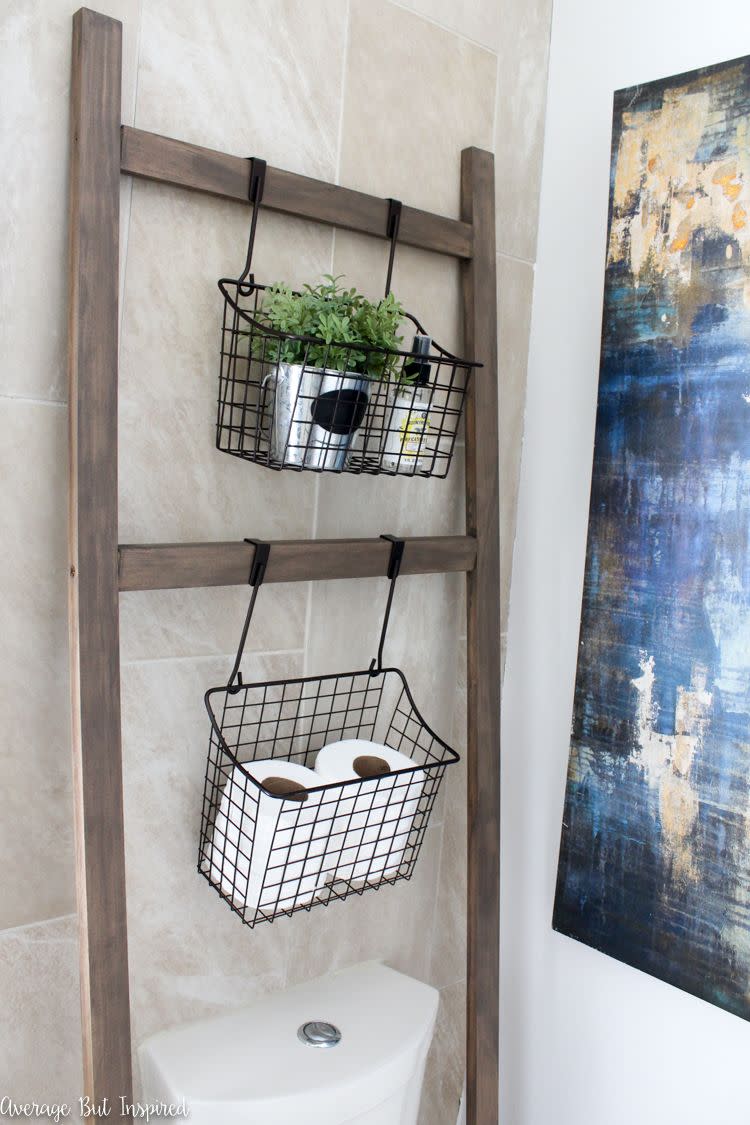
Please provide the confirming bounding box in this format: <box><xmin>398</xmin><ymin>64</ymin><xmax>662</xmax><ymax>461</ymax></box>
<box><xmin>138</xmin><ymin>960</ymin><xmax>439</xmax><ymax>1125</ymax></box>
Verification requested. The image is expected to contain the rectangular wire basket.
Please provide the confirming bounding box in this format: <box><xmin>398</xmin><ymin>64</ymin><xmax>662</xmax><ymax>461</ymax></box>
<box><xmin>198</xmin><ymin>667</ymin><xmax>459</xmax><ymax>927</ymax></box>
<box><xmin>216</xmin><ymin>279</ymin><xmax>476</xmax><ymax>479</ymax></box>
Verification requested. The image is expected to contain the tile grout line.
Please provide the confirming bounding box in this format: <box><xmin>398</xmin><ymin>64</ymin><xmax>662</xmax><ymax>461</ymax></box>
<box><xmin>302</xmin><ymin>0</ymin><xmax>351</xmax><ymax>688</ymax></box>
<box><xmin>424</xmin><ymin>800</ymin><xmax>448</xmax><ymax>984</ymax></box>
<box><xmin>385</xmin><ymin>0</ymin><xmax>499</xmax><ymax>56</ymax></box>
<box><xmin>118</xmin><ymin>0</ymin><xmax>145</xmax><ymax>345</ymax></box>
<box><xmin>0</xmin><ymin>393</ymin><xmax>67</xmax><ymax>408</ymax></box>
<box><xmin>492</xmin><ymin>23</ymin><xmax>501</xmax><ymax>273</ymax></box>
<box><xmin>295</xmin><ymin>4</ymin><xmax>349</xmax><ymax>978</ymax></box>
<box><xmin>438</xmin><ymin>971</ymin><xmax>468</xmax><ymax>996</ymax></box>
<box><xmin>122</xmin><ymin>647</ymin><xmax>305</xmax><ymax>668</ymax></box>
<box><xmin>131</xmin><ymin>0</ymin><xmax>145</xmax><ymax>126</ymax></box>
<box><xmin>425</xmin><ymin>597</ymin><xmax>466</xmax><ymax>986</ymax></box>
<box><xmin>0</xmin><ymin>912</ymin><xmax>77</xmax><ymax>939</ymax></box>
<box><xmin>497</xmin><ymin>249</ymin><xmax>538</xmax><ymax>268</ymax></box>
<box><xmin>303</xmin><ymin>480</ymin><xmax>321</xmax><ymax>682</ymax></box>
<box><xmin>334</xmin><ymin>0</ymin><xmax>352</xmax><ymax>188</ymax></box>
<box><xmin>492</xmin><ymin>15</ymin><xmax>501</xmax><ymax>149</ymax></box>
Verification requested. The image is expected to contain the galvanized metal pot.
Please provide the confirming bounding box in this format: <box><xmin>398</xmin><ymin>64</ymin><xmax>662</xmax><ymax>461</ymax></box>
<box><xmin>263</xmin><ymin>364</ymin><xmax>370</xmax><ymax>470</ymax></box>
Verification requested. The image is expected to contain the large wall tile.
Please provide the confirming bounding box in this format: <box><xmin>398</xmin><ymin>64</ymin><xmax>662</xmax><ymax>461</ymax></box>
<box><xmin>393</xmin><ymin>0</ymin><xmax>501</xmax><ymax>52</ymax></box>
<box><xmin>0</xmin><ymin>0</ymin><xmax>141</xmax><ymax>403</ymax></box>
<box><xmin>498</xmin><ymin>253</ymin><xmax>533</xmax><ymax>643</ymax></box>
<box><xmin>119</xmin><ymin>183</ymin><xmax>325</xmax><ymax>544</ymax></box>
<box><xmin>0</xmin><ymin>915</ymin><xmax>82</xmax><ymax>1106</ymax></box>
<box><xmin>303</xmin><ymin>568</ymin><xmax>463</xmax><ymax>865</ymax></box>
<box><xmin>428</xmin><ymin>635</ymin><xmax>467</xmax><ymax>990</ymax></box>
<box><xmin>305</xmin><ymin>571</ymin><xmax>463</xmax><ymax>742</ymax></box>
<box><xmin>341</xmin><ymin>0</ymin><xmax>496</xmax><ymax>217</ymax></box>
<box><xmin>311</xmin><ymin>218</ymin><xmax>468</xmax><ymax>948</ymax></box>
<box><xmin>284</xmin><ymin>818</ymin><xmax>443</xmax><ymax>989</ymax></box>
<box><xmin>312</xmin><ymin>221</ymin><xmax>466</xmax><ymax>725</ymax></box>
<box><xmin>121</xmin><ymin>651</ymin><xmax>304</xmax><ymax>1060</ymax></box>
<box><xmin>418</xmin><ymin>979</ymin><xmax>467</xmax><ymax>1125</ymax></box>
<box><xmin>117</xmin><ymin>180</ymin><xmax>322</xmax><ymax>747</ymax></box>
<box><xmin>136</xmin><ymin>0</ymin><xmax>347</xmax><ymax>179</ymax></box>
<box><xmin>0</xmin><ymin>400</ymin><xmax>74</xmax><ymax>928</ymax></box>
<box><xmin>494</xmin><ymin>0</ymin><xmax>552</xmax><ymax>260</ymax></box>
<box><xmin>332</xmin><ymin>230</ymin><xmax>463</xmax><ymax>355</ymax></box>
<box><xmin>317</xmin><ymin>466</ymin><xmax>465</xmax><ymax>542</ymax></box>
<box><xmin>120</xmin><ymin>582</ymin><xmax>308</xmax><ymax>663</ymax></box>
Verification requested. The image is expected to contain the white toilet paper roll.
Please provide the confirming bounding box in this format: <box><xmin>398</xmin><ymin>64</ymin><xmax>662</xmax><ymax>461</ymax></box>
<box><xmin>209</xmin><ymin>759</ymin><xmax>326</xmax><ymax>915</ymax></box>
<box><xmin>314</xmin><ymin>739</ymin><xmax>425</xmax><ymax>886</ymax></box>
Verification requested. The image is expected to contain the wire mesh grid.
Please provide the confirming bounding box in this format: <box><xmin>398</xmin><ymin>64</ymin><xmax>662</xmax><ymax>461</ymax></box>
<box><xmin>216</xmin><ymin>279</ymin><xmax>476</xmax><ymax>478</ymax></box>
<box><xmin>199</xmin><ymin>667</ymin><xmax>459</xmax><ymax>927</ymax></box>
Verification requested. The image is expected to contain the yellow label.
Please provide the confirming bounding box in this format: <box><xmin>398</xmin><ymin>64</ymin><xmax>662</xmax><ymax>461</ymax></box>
<box><xmin>399</xmin><ymin>411</ymin><xmax>430</xmax><ymax>456</ymax></box>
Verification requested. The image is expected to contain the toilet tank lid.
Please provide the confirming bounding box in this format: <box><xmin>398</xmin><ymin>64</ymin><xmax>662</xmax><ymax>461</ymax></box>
<box><xmin>138</xmin><ymin>961</ymin><xmax>438</xmax><ymax>1115</ymax></box>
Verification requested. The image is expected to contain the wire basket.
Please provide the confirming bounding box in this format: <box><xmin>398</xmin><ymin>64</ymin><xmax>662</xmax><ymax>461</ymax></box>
<box><xmin>197</xmin><ymin>538</ymin><xmax>460</xmax><ymax>927</ymax></box>
<box><xmin>215</xmin><ymin>161</ymin><xmax>478</xmax><ymax>478</ymax></box>
<box><xmin>199</xmin><ymin>667</ymin><xmax>457</xmax><ymax>926</ymax></box>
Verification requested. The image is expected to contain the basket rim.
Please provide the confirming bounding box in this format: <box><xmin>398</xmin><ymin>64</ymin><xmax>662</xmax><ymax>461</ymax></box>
<box><xmin>218</xmin><ymin>277</ymin><xmax>482</xmax><ymax>371</ymax></box>
<box><xmin>204</xmin><ymin>664</ymin><xmax>460</xmax><ymax>799</ymax></box>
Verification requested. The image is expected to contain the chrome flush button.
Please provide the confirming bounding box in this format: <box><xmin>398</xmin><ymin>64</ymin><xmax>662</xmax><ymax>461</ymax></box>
<box><xmin>297</xmin><ymin>1020</ymin><xmax>342</xmax><ymax>1048</ymax></box>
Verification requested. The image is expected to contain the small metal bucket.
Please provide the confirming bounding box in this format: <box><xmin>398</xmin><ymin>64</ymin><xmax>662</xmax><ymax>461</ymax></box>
<box><xmin>262</xmin><ymin>364</ymin><xmax>370</xmax><ymax>470</ymax></box>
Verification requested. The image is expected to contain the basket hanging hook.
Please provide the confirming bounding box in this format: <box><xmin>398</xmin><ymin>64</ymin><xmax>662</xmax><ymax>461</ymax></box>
<box><xmin>237</xmin><ymin>157</ymin><xmax>267</xmax><ymax>287</ymax></box>
<box><xmin>369</xmin><ymin>534</ymin><xmax>406</xmax><ymax>677</ymax></box>
<box><xmin>384</xmin><ymin>198</ymin><xmax>402</xmax><ymax>298</ymax></box>
<box><xmin>227</xmin><ymin>539</ymin><xmax>271</xmax><ymax>691</ymax></box>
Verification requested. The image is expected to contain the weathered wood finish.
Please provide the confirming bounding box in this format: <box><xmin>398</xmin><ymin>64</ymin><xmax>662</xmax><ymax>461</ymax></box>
<box><xmin>68</xmin><ymin>8</ymin><xmax>132</xmax><ymax>1111</ymax></box>
<box><xmin>461</xmin><ymin>147</ymin><xmax>501</xmax><ymax>1125</ymax></box>
<box><xmin>120</xmin><ymin>126</ymin><xmax>474</xmax><ymax>259</ymax></box>
<box><xmin>118</xmin><ymin>535</ymin><xmax>477</xmax><ymax>591</ymax></box>
<box><xmin>70</xmin><ymin>12</ymin><xmax>501</xmax><ymax>1118</ymax></box>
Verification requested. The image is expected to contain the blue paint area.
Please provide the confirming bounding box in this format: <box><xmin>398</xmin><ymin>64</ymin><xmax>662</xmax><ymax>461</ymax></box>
<box><xmin>554</xmin><ymin>56</ymin><xmax>750</xmax><ymax>1020</ymax></box>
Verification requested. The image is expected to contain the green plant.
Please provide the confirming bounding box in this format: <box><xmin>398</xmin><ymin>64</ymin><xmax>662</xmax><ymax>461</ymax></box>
<box><xmin>252</xmin><ymin>275</ymin><xmax>406</xmax><ymax>380</ymax></box>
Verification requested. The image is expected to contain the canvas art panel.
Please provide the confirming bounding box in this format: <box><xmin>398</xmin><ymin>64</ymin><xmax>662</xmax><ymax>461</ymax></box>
<box><xmin>554</xmin><ymin>55</ymin><xmax>750</xmax><ymax>1020</ymax></box>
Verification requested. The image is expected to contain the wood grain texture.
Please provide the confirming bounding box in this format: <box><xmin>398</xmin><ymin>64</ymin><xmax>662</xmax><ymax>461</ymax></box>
<box><xmin>120</xmin><ymin>126</ymin><xmax>474</xmax><ymax>260</ymax></box>
<box><xmin>118</xmin><ymin>535</ymin><xmax>477</xmax><ymax>591</ymax></box>
<box><xmin>68</xmin><ymin>8</ymin><xmax>132</xmax><ymax>1111</ymax></box>
<box><xmin>67</xmin><ymin>13</ymin><xmax>497</xmax><ymax>1117</ymax></box>
<box><xmin>461</xmin><ymin>147</ymin><xmax>501</xmax><ymax>1125</ymax></box>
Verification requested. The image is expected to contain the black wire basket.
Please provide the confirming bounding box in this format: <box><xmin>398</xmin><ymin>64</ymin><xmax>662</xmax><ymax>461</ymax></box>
<box><xmin>215</xmin><ymin>161</ymin><xmax>479</xmax><ymax>479</ymax></box>
<box><xmin>197</xmin><ymin>539</ymin><xmax>460</xmax><ymax>928</ymax></box>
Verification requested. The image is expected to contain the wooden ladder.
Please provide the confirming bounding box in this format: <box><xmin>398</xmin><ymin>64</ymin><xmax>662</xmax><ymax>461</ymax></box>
<box><xmin>67</xmin><ymin>9</ymin><xmax>500</xmax><ymax>1121</ymax></box>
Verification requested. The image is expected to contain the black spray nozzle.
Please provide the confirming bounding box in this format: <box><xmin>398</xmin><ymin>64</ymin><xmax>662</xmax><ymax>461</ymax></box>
<box><xmin>403</xmin><ymin>334</ymin><xmax>432</xmax><ymax>385</ymax></box>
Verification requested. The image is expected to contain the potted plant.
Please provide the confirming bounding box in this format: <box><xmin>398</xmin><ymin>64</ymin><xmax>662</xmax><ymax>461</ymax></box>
<box><xmin>253</xmin><ymin>275</ymin><xmax>406</xmax><ymax>470</ymax></box>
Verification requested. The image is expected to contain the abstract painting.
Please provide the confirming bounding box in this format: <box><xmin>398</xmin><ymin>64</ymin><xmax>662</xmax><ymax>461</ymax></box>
<box><xmin>553</xmin><ymin>56</ymin><xmax>750</xmax><ymax>1019</ymax></box>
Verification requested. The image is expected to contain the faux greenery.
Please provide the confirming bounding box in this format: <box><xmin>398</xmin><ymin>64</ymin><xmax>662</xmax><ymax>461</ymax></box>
<box><xmin>252</xmin><ymin>275</ymin><xmax>405</xmax><ymax>380</ymax></box>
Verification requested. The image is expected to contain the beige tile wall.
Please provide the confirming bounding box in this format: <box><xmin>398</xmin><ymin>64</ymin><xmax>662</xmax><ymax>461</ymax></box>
<box><xmin>0</xmin><ymin>0</ymin><xmax>550</xmax><ymax>1119</ymax></box>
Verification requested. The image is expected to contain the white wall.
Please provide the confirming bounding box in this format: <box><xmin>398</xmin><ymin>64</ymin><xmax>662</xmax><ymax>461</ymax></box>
<box><xmin>503</xmin><ymin>2</ymin><xmax>750</xmax><ymax>1122</ymax></box>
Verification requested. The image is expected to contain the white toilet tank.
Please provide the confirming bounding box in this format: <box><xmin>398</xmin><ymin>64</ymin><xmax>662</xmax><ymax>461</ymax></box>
<box><xmin>138</xmin><ymin>960</ymin><xmax>439</xmax><ymax>1125</ymax></box>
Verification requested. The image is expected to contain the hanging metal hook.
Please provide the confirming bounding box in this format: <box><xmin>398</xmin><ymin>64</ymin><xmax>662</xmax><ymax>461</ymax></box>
<box><xmin>227</xmin><ymin>539</ymin><xmax>271</xmax><ymax>691</ymax></box>
<box><xmin>237</xmin><ymin>157</ymin><xmax>267</xmax><ymax>287</ymax></box>
<box><xmin>384</xmin><ymin>198</ymin><xmax>402</xmax><ymax>297</ymax></box>
<box><xmin>369</xmin><ymin>534</ymin><xmax>406</xmax><ymax>677</ymax></box>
